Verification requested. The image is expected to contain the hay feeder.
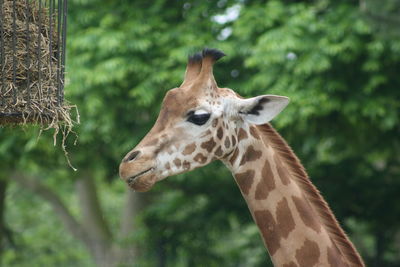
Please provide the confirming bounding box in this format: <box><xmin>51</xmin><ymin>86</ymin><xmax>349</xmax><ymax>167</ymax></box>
<box><xmin>0</xmin><ymin>0</ymin><xmax>73</xmax><ymax>127</ymax></box>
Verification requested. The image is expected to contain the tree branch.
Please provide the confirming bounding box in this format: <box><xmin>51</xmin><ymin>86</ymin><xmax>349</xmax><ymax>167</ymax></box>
<box><xmin>114</xmin><ymin>190</ymin><xmax>152</xmax><ymax>264</ymax></box>
<box><xmin>76</xmin><ymin>175</ymin><xmax>112</xmax><ymax>241</ymax></box>
<box><xmin>11</xmin><ymin>173</ymin><xmax>91</xmax><ymax>248</ymax></box>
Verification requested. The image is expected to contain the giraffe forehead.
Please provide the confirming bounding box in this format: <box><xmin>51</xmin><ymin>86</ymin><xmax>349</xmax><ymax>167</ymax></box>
<box><xmin>160</xmin><ymin>87</ymin><xmax>225</xmax><ymax>115</ymax></box>
<box><xmin>152</xmin><ymin>89</ymin><xmax>199</xmax><ymax>132</ymax></box>
<box><xmin>161</xmin><ymin>89</ymin><xmax>199</xmax><ymax>116</ymax></box>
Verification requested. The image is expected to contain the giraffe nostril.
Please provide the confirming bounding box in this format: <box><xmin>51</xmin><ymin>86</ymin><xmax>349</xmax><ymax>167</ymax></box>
<box><xmin>124</xmin><ymin>150</ymin><xmax>140</xmax><ymax>162</ymax></box>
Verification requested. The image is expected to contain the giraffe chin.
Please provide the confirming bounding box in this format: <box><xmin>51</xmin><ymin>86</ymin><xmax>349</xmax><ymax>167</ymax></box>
<box><xmin>128</xmin><ymin>174</ymin><xmax>157</xmax><ymax>192</ymax></box>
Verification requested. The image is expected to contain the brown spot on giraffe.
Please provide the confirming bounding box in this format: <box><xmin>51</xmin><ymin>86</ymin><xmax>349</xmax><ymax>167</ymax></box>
<box><xmin>229</xmin><ymin>148</ymin><xmax>239</xmax><ymax>165</ymax></box>
<box><xmin>292</xmin><ymin>196</ymin><xmax>322</xmax><ymax>233</ymax></box>
<box><xmin>295</xmin><ymin>239</ymin><xmax>320</xmax><ymax>267</ymax></box>
<box><xmin>274</xmin><ymin>154</ymin><xmax>291</xmax><ymax>185</ymax></box>
<box><xmin>255</xmin><ymin>159</ymin><xmax>276</xmax><ymax>200</ymax></box>
<box><xmin>283</xmin><ymin>261</ymin><xmax>298</xmax><ymax>267</ymax></box>
<box><xmin>275</xmin><ymin>197</ymin><xmax>295</xmax><ymax>239</ymax></box>
<box><xmin>201</xmin><ymin>137</ymin><xmax>216</xmax><ymax>152</ymax></box>
<box><xmin>217</xmin><ymin>127</ymin><xmax>223</xmax><ymax>139</ymax></box>
<box><xmin>234</xmin><ymin>170</ymin><xmax>255</xmax><ymax>195</ymax></box>
<box><xmin>254</xmin><ymin>210</ymin><xmax>280</xmax><ymax>256</ymax></box>
<box><xmin>173</xmin><ymin>158</ymin><xmax>181</xmax><ymax>168</ymax></box>
<box><xmin>212</xmin><ymin>118</ymin><xmax>218</xmax><ymax>127</ymax></box>
<box><xmin>164</xmin><ymin>162</ymin><xmax>170</xmax><ymax>170</ymax></box>
<box><xmin>239</xmin><ymin>145</ymin><xmax>262</xmax><ymax>166</ymax></box>
<box><xmin>182</xmin><ymin>142</ymin><xmax>196</xmax><ymax>155</ymax></box>
<box><xmin>250</xmin><ymin>126</ymin><xmax>260</xmax><ymax>139</ymax></box>
<box><xmin>201</xmin><ymin>129</ymin><xmax>212</xmax><ymax>137</ymax></box>
<box><xmin>237</xmin><ymin>128</ymin><xmax>248</xmax><ymax>141</ymax></box>
<box><xmin>254</xmin><ymin>198</ymin><xmax>295</xmax><ymax>257</ymax></box>
<box><xmin>231</xmin><ymin>135</ymin><xmax>236</xmax><ymax>147</ymax></box>
<box><xmin>215</xmin><ymin>146</ymin><xmax>223</xmax><ymax>157</ymax></box>
<box><xmin>223</xmin><ymin>149</ymin><xmax>234</xmax><ymax>159</ymax></box>
<box><xmin>193</xmin><ymin>153</ymin><xmax>207</xmax><ymax>164</ymax></box>
<box><xmin>182</xmin><ymin>160</ymin><xmax>191</xmax><ymax>170</ymax></box>
<box><xmin>224</xmin><ymin>137</ymin><xmax>231</xmax><ymax>149</ymax></box>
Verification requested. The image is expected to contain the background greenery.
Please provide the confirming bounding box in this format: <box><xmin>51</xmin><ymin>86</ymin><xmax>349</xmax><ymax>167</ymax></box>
<box><xmin>1</xmin><ymin>0</ymin><xmax>400</xmax><ymax>266</ymax></box>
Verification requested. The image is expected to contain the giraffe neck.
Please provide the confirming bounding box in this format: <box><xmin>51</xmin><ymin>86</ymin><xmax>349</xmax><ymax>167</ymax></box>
<box><xmin>222</xmin><ymin>124</ymin><xmax>364</xmax><ymax>267</ymax></box>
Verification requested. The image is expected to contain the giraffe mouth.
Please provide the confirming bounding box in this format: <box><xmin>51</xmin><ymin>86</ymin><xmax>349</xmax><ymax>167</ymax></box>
<box><xmin>127</xmin><ymin>167</ymin><xmax>154</xmax><ymax>185</ymax></box>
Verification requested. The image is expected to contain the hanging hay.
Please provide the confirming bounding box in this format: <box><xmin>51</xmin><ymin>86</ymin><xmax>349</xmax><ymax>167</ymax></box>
<box><xmin>0</xmin><ymin>0</ymin><xmax>77</xmax><ymax>129</ymax></box>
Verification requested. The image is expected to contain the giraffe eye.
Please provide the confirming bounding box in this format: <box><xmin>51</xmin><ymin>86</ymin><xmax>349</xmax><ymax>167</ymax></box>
<box><xmin>187</xmin><ymin>111</ymin><xmax>211</xmax><ymax>126</ymax></box>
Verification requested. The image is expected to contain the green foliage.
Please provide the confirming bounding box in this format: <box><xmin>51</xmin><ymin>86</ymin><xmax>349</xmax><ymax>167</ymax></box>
<box><xmin>3</xmin><ymin>184</ymin><xmax>91</xmax><ymax>267</ymax></box>
<box><xmin>1</xmin><ymin>0</ymin><xmax>399</xmax><ymax>266</ymax></box>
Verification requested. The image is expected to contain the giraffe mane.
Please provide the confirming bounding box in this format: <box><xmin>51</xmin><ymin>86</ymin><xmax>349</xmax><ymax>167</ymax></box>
<box><xmin>256</xmin><ymin>123</ymin><xmax>365</xmax><ymax>267</ymax></box>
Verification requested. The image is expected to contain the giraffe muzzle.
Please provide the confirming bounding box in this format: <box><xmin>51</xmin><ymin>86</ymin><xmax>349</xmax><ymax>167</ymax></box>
<box><xmin>127</xmin><ymin>167</ymin><xmax>155</xmax><ymax>185</ymax></box>
<box><xmin>119</xmin><ymin>147</ymin><xmax>159</xmax><ymax>191</ymax></box>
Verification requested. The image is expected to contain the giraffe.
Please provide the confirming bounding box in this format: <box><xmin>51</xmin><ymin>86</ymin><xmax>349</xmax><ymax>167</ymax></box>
<box><xmin>119</xmin><ymin>48</ymin><xmax>365</xmax><ymax>267</ymax></box>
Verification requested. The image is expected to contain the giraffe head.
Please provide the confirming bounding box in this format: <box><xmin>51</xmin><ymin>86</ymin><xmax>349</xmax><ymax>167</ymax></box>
<box><xmin>119</xmin><ymin>49</ymin><xmax>289</xmax><ymax>191</ymax></box>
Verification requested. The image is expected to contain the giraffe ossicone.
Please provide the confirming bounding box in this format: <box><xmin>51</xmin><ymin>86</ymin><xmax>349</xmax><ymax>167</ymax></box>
<box><xmin>119</xmin><ymin>48</ymin><xmax>365</xmax><ymax>267</ymax></box>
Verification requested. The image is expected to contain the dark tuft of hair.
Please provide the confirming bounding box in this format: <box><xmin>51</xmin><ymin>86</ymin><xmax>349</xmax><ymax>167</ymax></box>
<box><xmin>202</xmin><ymin>48</ymin><xmax>226</xmax><ymax>62</ymax></box>
<box><xmin>188</xmin><ymin>52</ymin><xmax>203</xmax><ymax>64</ymax></box>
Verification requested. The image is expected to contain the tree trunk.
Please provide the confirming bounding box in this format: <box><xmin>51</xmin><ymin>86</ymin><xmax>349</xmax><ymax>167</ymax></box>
<box><xmin>12</xmin><ymin>173</ymin><xmax>91</xmax><ymax>248</ymax></box>
<box><xmin>12</xmin><ymin>172</ymin><xmax>151</xmax><ymax>267</ymax></box>
<box><xmin>157</xmin><ymin>237</ymin><xmax>167</xmax><ymax>267</ymax></box>
<box><xmin>113</xmin><ymin>190</ymin><xmax>153</xmax><ymax>266</ymax></box>
<box><xmin>75</xmin><ymin>175</ymin><xmax>113</xmax><ymax>266</ymax></box>
<box><xmin>374</xmin><ymin>231</ymin><xmax>385</xmax><ymax>267</ymax></box>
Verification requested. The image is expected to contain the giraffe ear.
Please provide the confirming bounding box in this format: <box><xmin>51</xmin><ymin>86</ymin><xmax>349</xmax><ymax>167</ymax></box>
<box><xmin>236</xmin><ymin>95</ymin><xmax>289</xmax><ymax>125</ymax></box>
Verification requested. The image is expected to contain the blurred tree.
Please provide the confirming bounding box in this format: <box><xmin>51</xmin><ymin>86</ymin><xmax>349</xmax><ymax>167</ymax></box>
<box><xmin>1</xmin><ymin>0</ymin><xmax>399</xmax><ymax>266</ymax></box>
<box><xmin>0</xmin><ymin>179</ymin><xmax>6</xmax><ymax>259</ymax></box>
<box><xmin>360</xmin><ymin>0</ymin><xmax>400</xmax><ymax>37</ymax></box>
